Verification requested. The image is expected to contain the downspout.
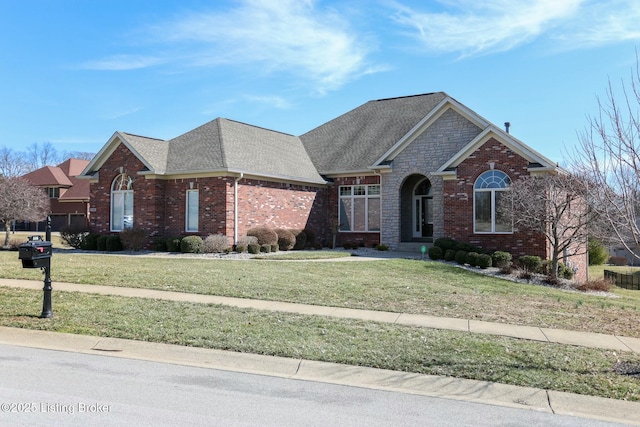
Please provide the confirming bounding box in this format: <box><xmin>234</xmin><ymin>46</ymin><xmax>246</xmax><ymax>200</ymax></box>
<box><xmin>234</xmin><ymin>173</ymin><xmax>244</xmax><ymax>245</ymax></box>
<box><xmin>373</xmin><ymin>169</ymin><xmax>383</xmax><ymax>247</ymax></box>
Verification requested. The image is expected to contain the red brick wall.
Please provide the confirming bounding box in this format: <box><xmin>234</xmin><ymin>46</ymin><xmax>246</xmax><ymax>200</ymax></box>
<box><xmin>443</xmin><ymin>138</ymin><xmax>548</xmax><ymax>259</ymax></box>
<box><xmin>328</xmin><ymin>175</ymin><xmax>381</xmax><ymax>248</ymax></box>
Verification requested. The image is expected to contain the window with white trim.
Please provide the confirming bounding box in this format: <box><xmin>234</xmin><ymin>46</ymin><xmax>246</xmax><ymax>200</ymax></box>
<box><xmin>474</xmin><ymin>170</ymin><xmax>511</xmax><ymax>233</ymax></box>
<box><xmin>186</xmin><ymin>189</ymin><xmax>199</xmax><ymax>232</ymax></box>
<box><xmin>111</xmin><ymin>173</ymin><xmax>133</xmax><ymax>232</ymax></box>
<box><xmin>338</xmin><ymin>185</ymin><xmax>380</xmax><ymax>232</ymax></box>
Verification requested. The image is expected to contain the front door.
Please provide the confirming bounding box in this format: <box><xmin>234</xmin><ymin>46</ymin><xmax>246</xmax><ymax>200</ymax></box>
<box><xmin>413</xmin><ymin>196</ymin><xmax>433</xmax><ymax>238</ymax></box>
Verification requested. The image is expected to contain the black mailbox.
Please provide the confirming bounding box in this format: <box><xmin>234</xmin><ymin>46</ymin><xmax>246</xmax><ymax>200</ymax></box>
<box><xmin>18</xmin><ymin>240</ymin><xmax>53</xmax><ymax>268</ymax></box>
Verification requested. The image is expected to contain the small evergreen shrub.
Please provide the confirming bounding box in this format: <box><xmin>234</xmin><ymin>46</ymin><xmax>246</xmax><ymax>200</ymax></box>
<box><xmin>154</xmin><ymin>237</ymin><xmax>168</xmax><ymax>252</ymax></box>
<box><xmin>455</xmin><ymin>250</ymin><xmax>468</xmax><ymax>265</ymax></box>
<box><xmin>203</xmin><ymin>234</ymin><xmax>230</xmax><ymax>253</ymax></box>
<box><xmin>467</xmin><ymin>252</ymin><xmax>480</xmax><ymax>267</ymax></box>
<box><xmin>106</xmin><ymin>235</ymin><xmax>123</xmax><ymax>252</ymax></box>
<box><xmin>302</xmin><ymin>228</ymin><xmax>315</xmax><ymax>247</ymax></box>
<box><xmin>558</xmin><ymin>262</ymin><xmax>575</xmax><ymax>280</ymax></box>
<box><xmin>291</xmin><ymin>229</ymin><xmax>308</xmax><ymax>250</ymax></box>
<box><xmin>275</xmin><ymin>229</ymin><xmax>296</xmax><ymax>251</ymax></box>
<box><xmin>260</xmin><ymin>244</ymin><xmax>271</xmax><ymax>253</ymax></box>
<box><xmin>166</xmin><ymin>237</ymin><xmax>182</xmax><ymax>252</ymax></box>
<box><xmin>457</xmin><ymin>242</ymin><xmax>483</xmax><ymax>253</ymax></box>
<box><xmin>375</xmin><ymin>244</ymin><xmax>389</xmax><ymax>251</ymax></box>
<box><xmin>119</xmin><ymin>228</ymin><xmax>147</xmax><ymax>251</ymax></box>
<box><xmin>59</xmin><ymin>224</ymin><xmax>89</xmax><ymax>249</ymax></box>
<box><xmin>434</xmin><ymin>237</ymin><xmax>458</xmax><ymax>252</ymax></box>
<box><xmin>518</xmin><ymin>255</ymin><xmax>542</xmax><ymax>273</ymax></box>
<box><xmin>492</xmin><ymin>251</ymin><xmax>512</xmax><ymax>269</ymax></box>
<box><xmin>588</xmin><ymin>238</ymin><xmax>609</xmax><ymax>265</ymax></box>
<box><xmin>247</xmin><ymin>227</ymin><xmax>278</xmax><ymax>245</ymax></box>
<box><xmin>343</xmin><ymin>241</ymin><xmax>359</xmax><ymax>250</ymax></box>
<box><xmin>235</xmin><ymin>245</ymin><xmax>246</xmax><ymax>253</ymax></box>
<box><xmin>477</xmin><ymin>253</ymin><xmax>492</xmax><ymax>269</ymax></box>
<box><xmin>82</xmin><ymin>233</ymin><xmax>101</xmax><ymax>250</ymax></box>
<box><xmin>248</xmin><ymin>243</ymin><xmax>260</xmax><ymax>254</ymax></box>
<box><xmin>181</xmin><ymin>235</ymin><xmax>204</xmax><ymax>253</ymax></box>
<box><xmin>96</xmin><ymin>235</ymin><xmax>108</xmax><ymax>251</ymax></box>
<box><xmin>271</xmin><ymin>244</ymin><xmax>279</xmax><ymax>252</ymax></box>
<box><xmin>444</xmin><ymin>249</ymin><xmax>456</xmax><ymax>261</ymax></box>
<box><xmin>428</xmin><ymin>246</ymin><xmax>443</xmax><ymax>260</ymax></box>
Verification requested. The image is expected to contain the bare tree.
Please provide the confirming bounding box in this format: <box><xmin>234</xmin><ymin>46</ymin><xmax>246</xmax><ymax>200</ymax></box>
<box><xmin>26</xmin><ymin>142</ymin><xmax>58</xmax><ymax>171</ymax></box>
<box><xmin>0</xmin><ymin>177</ymin><xmax>50</xmax><ymax>246</ymax></box>
<box><xmin>61</xmin><ymin>151</ymin><xmax>95</xmax><ymax>161</ymax></box>
<box><xmin>569</xmin><ymin>55</ymin><xmax>640</xmax><ymax>260</ymax></box>
<box><xmin>500</xmin><ymin>174</ymin><xmax>595</xmax><ymax>280</ymax></box>
<box><xmin>0</xmin><ymin>147</ymin><xmax>29</xmax><ymax>177</ymax></box>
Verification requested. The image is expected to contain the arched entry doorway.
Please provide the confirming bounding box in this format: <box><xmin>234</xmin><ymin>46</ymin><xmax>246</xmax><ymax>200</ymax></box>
<box><xmin>413</xmin><ymin>178</ymin><xmax>433</xmax><ymax>239</ymax></box>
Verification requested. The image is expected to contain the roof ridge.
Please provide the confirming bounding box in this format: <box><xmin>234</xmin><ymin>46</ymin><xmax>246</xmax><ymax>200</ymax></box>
<box><xmin>216</xmin><ymin>118</ymin><xmax>227</xmax><ymax>168</ymax></box>
<box><xmin>221</xmin><ymin>117</ymin><xmax>296</xmax><ymax>137</ymax></box>
<box><xmin>373</xmin><ymin>92</ymin><xmax>442</xmax><ymax>102</ymax></box>
<box><xmin>121</xmin><ymin>132</ymin><xmax>164</xmax><ymax>142</ymax></box>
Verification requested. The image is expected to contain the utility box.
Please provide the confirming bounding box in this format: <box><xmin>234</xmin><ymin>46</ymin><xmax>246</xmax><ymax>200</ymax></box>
<box><xmin>18</xmin><ymin>240</ymin><xmax>52</xmax><ymax>269</ymax></box>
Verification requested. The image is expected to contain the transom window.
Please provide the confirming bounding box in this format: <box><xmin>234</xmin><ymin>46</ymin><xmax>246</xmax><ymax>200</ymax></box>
<box><xmin>339</xmin><ymin>185</ymin><xmax>380</xmax><ymax>232</ymax></box>
<box><xmin>474</xmin><ymin>170</ymin><xmax>511</xmax><ymax>233</ymax></box>
<box><xmin>111</xmin><ymin>173</ymin><xmax>133</xmax><ymax>232</ymax></box>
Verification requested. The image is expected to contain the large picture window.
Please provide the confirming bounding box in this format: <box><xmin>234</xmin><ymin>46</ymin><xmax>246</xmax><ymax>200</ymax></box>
<box><xmin>474</xmin><ymin>170</ymin><xmax>511</xmax><ymax>233</ymax></box>
<box><xmin>339</xmin><ymin>185</ymin><xmax>380</xmax><ymax>232</ymax></box>
<box><xmin>111</xmin><ymin>173</ymin><xmax>133</xmax><ymax>232</ymax></box>
<box><xmin>186</xmin><ymin>189</ymin><xmax>199</xmax><ymax>232</ymax></box>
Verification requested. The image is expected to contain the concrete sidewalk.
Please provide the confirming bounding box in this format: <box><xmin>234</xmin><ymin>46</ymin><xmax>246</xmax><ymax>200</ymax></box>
<box><xmin>2</xmin><ymin>278</ymin><xmax>640</xmax><ymax>425</ymax></box>
<box><xmin>2</xmin><ymin>278</ymin><xmax>640</xmax><ymax>354</ymax></box>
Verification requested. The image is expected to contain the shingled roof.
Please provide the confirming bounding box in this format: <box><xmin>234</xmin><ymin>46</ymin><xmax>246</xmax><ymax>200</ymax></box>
<box><xmin>300</xmin><ymin>92</ymin><xmax>448</xmax><ymax>173</ymax></box>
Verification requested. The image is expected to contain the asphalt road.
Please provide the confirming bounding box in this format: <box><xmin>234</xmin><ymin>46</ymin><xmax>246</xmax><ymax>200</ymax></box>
<box><xmin>0</xmin><ymin>344</ymin><xmax>628</xmax><ymax>426</ymax></box>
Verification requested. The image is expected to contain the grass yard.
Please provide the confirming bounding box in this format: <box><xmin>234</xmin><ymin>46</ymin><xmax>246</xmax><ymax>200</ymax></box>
<box><xmin>1</xmin><ymin>251</ymin><xmax>640</xmax><ymax>337</ymax></box>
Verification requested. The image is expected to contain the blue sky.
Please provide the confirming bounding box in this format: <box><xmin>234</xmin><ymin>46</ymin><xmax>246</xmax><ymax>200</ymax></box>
<box><xmin>2</xmin><ymin>0</ymin><xmax>640</xmax><ymax>164</ymax></box>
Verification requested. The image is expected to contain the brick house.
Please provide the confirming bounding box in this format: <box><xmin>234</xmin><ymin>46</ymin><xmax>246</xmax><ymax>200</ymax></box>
<box><xmin>21</xmin><ymin>158</ymin><xmax>90</xmax><ymax>231</ymax></box>
<box><xmin>79</xmin><ymin>92</ymin><xmax>587</xmax><ymax>279</ymax></box>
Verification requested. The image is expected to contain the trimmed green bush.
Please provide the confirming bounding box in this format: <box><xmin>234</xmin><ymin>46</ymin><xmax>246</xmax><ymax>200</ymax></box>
<box><xmin>492</xmin><ymin>251</ymin><xmax>512</xmax><ymax>269</ymax></box>
<box><xmin>248</xmin><ymin>243</ymin><xmax>260</xmax><ymax>254</ymax></box>
<box><xmin>235</xmin><ymin>245</ymin><xmax>246</xmax><ymax>253</ymax></box>
<box><xmin>166</xmin><ymin>237</ymin><xmax>182</xmax><ymax>252</ymax></box>
<box><xmin>519</xmin><ymin>255</ymin><xmax>542</xmax><ymax>273</ymax></box>
<box><xmin>105</xmin><ymin>235</ymin><xmax>123</xmax><ymax>252</ymax></box>
<box><xmin>271</xmin><ymin>244</ymin><xmax>279</xmax><ymax>252</ymax></box>
<box><xmin>291</xmin><ymin>229</ymin><xmax>308</xmax><ymax>250</ymax></box>
<box><xmin>434</xmin><ymin>237</ymin><xmax>458</xmax><ymax>252</ymax></box>
<box><xmin>428</xmin><ymin>246</ymin><xmax>443</xmax><ymax>260</ymax></box>
<box><xmin>260</xmin><ymin>244</ymin><xmax>271</xmax><ymax>253</ymax></box>
<box><xmin>375</xmin><ymin>244</ymin><xmax>389</xmax><ymax>251</ymax></box>
<box><xmin>444</xmin><ymin>249</ymin><xmax>456</xmax><ymax>261</ymax></box>
<box><xmin>275</xmin><ymin>229</ymin><xmax>296</xmax><ymax>251</ymax></box>
<box><xmin>558</xmin><ymin>262</ymin><xmax>575</xmax><ymax>280</ymax></box>
<box><xmin>119</xmin><ymin>228</ymin><xmax>147</xmax><ymax>251</ymax></box>
<box><xmin>455</xmin><ymin>250</ymin><xmax>468</xmax><ymax>265</ymax></box>
<box><xmin>154</xmin><ymin>237</ymin><xmax>167</xmax><ymax>252</ymax></box>
<box><xmin>467</xmin><ymin>252</ymin><xmax>480</xmax><ymax>267</ymax></box>
<box><xmin>588</xmin><ymin>238</ymin><xmax>608</xmax><ymax>265</ymax></box>
<box><xmin>96</xmin><ymin>235</ymin><xmax>108</xmax><ymax>251</ymax></box>
<box><xmin>477</xmin><ymin>253</ymin><xmax>492</xmax><ymax>269</ymax></box>
<box><xmin>247</xmin><ymin>227</ymin><xmax>278</xmax><ymax>245</ymax></box>
<box><xmin>181</xmin><ymin>235</ymin><xmax>204</xmax><ymax>253</ymax></box>
<box><xmin>82</xmin><ymin>233</ymin><xmax>101</xmax><ymax>251</ymax></box>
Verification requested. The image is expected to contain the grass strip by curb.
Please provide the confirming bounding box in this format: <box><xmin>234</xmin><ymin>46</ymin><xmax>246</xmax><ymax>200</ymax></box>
<box><xmin>1</xmin><ymin>287</ymin><xmax>639</xmax><ymax>402</ymax></box>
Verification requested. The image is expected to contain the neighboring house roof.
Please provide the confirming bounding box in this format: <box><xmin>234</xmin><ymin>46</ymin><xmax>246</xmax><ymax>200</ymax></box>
<box><xmin>82</xmin><ymin>119</ymin><xmax>326</xmax><ymax>185</ymax></box>
<box><xmin>22</xmin><ymin>159</ymin><xmax>90</xmax><ymax>202</ymax></box>
<box><xmin>300</xmin><ymin>92</ymin><xmax>449</xmax><ymax>174</ymax></box>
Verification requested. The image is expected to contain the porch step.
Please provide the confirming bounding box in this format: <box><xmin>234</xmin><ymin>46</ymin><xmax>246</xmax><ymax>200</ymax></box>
<box><xmin>395</xmin><ymin>242</ymin><xmax>432</xmax><ymax>254</ymax></box>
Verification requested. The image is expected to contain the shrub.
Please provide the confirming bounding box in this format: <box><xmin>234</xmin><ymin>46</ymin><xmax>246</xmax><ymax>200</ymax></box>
<box><xmin>343</xmin><ymin>241</ymin><xmax>359</xmax><ymax>250</ymax></box>
<box><xmin>609</xmin><ymin>256</ymin><xmax>627</xmax><ymax>266</ymax></box>
<box><xmin>237</xmin><ymin>235</ymin><xmax>258</xmax><ymax>248</ymax></box>
<box><xmin>557</xmin><ymin>262</ymin><xmax>575</xmax><ymax>280</ymax></box>
<box><xmin>588</xmin><ymin>238</ymin><xmax>609</xmax><ymax>265</ymax></box>
<box><xmin>105</xmin><ymin>235</ymin><xmax>123</xmax><ymax>252</ymax></box>
<box><xmin>375</xmin><ymin>244</ymin><xmax>389</xmax><ymax>251</ymax></box>
<box><xmin>428</xmin><ymin>246</ymin><xmax>443</xmax><ymax>260</ymax></box>
<box><xmin>518</xmin><ymin>255</ymin><xmax>542</xmax><ymax>273</ymax></box>
<box><xmin>6</xmin><ymin>239</ymin><xmax>22</xmax><ymax>250</ymax></box>
<box><xmin>492</xmin><ymin>251</ymin><xmax>512</xmax><ymax>269</ymax></box>
<box><xmin>166</xmin><ymin>237</ymin><xmax>182</xmax><ymax>252</ymax></box>
<box><xmin>154</xmin><ymin>237</ymin><xmax>168</xmax><ymax>252</ymax></box>
<box><xmin>260</xmin><ymin>244</ymin><xmax>272</xmax><ymax>253</ymax></box>
<box><xmin>444</xmin><ymin>249</ymin><xmax>456</xmax><ymax>261</ymax></box>
<box><xmin>477</xmin><ymin>253</ymin><xmax>492</xmax><ymax>269</ymax></box>
<box><xmin>457</xmin><ymin>242</ymin><xmax>483</xmax><ymax>253</ymax></box>
<box><xmin>455</xmin><ymin>250</ymin><xmax>468</xmax><ymax>265</ymax></box>
<box><xmin>96</xmin><ymin>235</ymin><xmax>108</xmax><ymax>251</ymax></box>
<box><xmin>82</xmin><ymin>233</ymin><xmax>101</xmax><ymax>250</ymax></box>
<box><xmin>235</xmin><ymin>245</ymin><xmax>246</xmax><ymax>253</ymax></box>
<box><xmin>291</xmin><ymin>229</ymin><xmax>308</xmax><ymax>250</ymax></box>
<box><xmin>247</xmin><ymin>227</ymin><xmax>278</xmax><ymax>245</ymax></box>
<box><xmin>203</xmin><ymin>234</ymin><xmax>230</xmax><ymax>253</ymax></box>
<box><xmin>434</xmin><ymin>237</ymin><xmax>458</xmax><ymax>252</ymax></box>
<box><xmin>247</xmin><ymin>243</ymin><xmax>260</xmax><ymax>254</ymax></box>
<box><xmin>275</xmin><ymin>229</ymin><xmax>295</xmax><ymax>251</ymax></box>
<box><xmin>119</xmin><ymin>228</ymin><xmax>147</xmax><ymax>251</ymax></box>
<box><xmin>302</xmin><ymin>228</ymin><xmax>315</xmax><ymax>246</ymax></box>
<box><xmin>59</xmin><ymin>224</ymin><xmax>89</xmax><ymax>249</ymax></box>
<box><xmin>181</xmin><ymin>235</ymin><xmax>204</xmax><ymax>253</ymax></box>
<box><xmin>467</xmin><ymin>252</ymin><xmax>480</xmax><ymax>267</ymax></box>
<box><xmin>576</xmin><ymin>278</ymin><xmax>613</xmax><ymax>292</ymax></box>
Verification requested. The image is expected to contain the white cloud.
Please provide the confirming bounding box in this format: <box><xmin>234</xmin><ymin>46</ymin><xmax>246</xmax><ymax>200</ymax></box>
<box><xmin>388</xmin><ymin>0</ymin><xmax>640</xmax><ymax>56</ymax></box>
<box><xmin>243</xmin><ymin>95</ymin><xmax>293</xmax><ymax>110</ymax></box>
<box><xmin>82</xmin><ymin>54</ymin><xmax>164</xmax><ymax>71</ymax></box>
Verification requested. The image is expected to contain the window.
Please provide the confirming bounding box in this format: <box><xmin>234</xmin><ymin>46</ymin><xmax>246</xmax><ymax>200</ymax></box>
<box><xmin>474</xmin><ymin>170</ymin><xmax>511</xmax><ymax>233</ymax></box>
<box><xmin>45</xmin><ymin>187</ymin><xmax>60</xmax><ymax>198</ymax></box>
<box><xmin>339</xmin><ymin>185</ymin><xmax>381</xmax><ymax>232</ymax></box>
<box><xmin>186</xmin><ymin>189</ymin><xmax>199</xmax><ymax>232</ymax></box>
<box><xmin>111</xmin><ymin>173</ymin><xmax>133</xmax><ymax>232</ymax></box>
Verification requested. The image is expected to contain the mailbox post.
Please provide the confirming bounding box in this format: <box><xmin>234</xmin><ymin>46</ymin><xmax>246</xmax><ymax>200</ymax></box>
<box><xmin>18</xmin><ymin>217</ymin><xmax>53</xmax><ymax>318</ymax></box>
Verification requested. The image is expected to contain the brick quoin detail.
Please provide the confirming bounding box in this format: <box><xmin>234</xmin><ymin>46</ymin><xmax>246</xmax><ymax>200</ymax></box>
<box><xmin>442</xmin><ymin>138</ymin><xmax>547</xmax><ymax>260</ymax></box>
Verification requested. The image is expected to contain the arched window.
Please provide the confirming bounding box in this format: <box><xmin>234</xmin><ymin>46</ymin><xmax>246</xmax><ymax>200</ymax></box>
<box><xmin>474</xmin><ymin>170</ymin><xmax>511</xmax><ymax>233</ymax></box>
<box><xmin>111</xmin><ymin>173</ymin><xmax>133</xmax><ymax>231</ymax></box>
